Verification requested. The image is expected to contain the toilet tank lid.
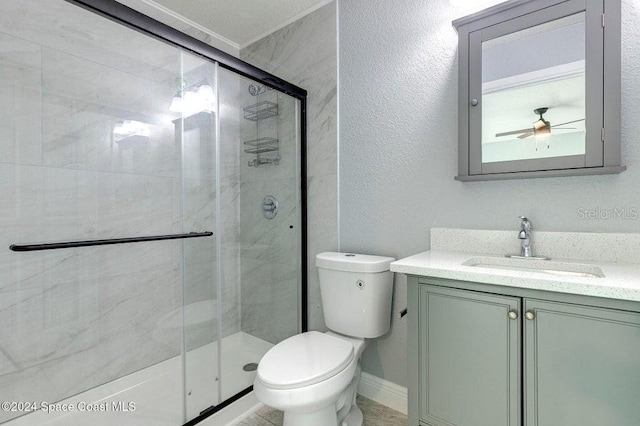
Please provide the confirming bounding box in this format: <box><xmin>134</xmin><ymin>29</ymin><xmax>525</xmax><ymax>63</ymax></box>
<box><xmin>316</xmin><ymin>252</ymin><xmax>395</xmax><ymax>273</ymax></box>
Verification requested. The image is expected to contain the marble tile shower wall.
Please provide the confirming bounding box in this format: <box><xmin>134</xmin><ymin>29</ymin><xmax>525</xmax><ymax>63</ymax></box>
<box><xmin>0</xmin><ymin>0</ymin><xmax>240</xmax><ymax>422</ymax></box>
<box><xmin>238</xmin><ymin>87</ymin><xmax>300</xmax><ymax>344</ymax></box>
<box><xmin>241</xmin><ymin>2</ymin><xmax>338</xmax><ymax>333</ymax></box>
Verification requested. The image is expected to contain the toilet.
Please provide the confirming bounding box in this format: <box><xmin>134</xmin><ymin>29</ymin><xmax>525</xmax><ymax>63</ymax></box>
<box><xmin>254</xmin><ymin>252</ymin><xmax>395</xmax><ymax>426</ymax></box>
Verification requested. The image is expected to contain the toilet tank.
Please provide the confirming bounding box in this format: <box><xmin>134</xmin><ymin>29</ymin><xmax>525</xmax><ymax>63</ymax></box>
<box><xmin>316</xmin><ymin>252</ymin><xmax>395</xmax><ymax>338</ymax></box>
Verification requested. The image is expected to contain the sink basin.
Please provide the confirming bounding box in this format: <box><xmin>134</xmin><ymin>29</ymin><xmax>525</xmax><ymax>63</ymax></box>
<box><xmin>462</xmin><ymin>256</ymin><xmax>605</xmax><ymax>278</ymax></box>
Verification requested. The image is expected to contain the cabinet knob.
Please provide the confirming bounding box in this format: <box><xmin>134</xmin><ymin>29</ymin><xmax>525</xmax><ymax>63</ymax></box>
<box><xmin>525</xmin><ymin>311</ymin><xmax>535</xmax><ymax>321</ymax></box>
<box><xmin>508</xmin><ymin>310</ymin><xmax>518</xmax><ymax>320</ymax></box>
<box><xmin>470</xmin><ymin>98</ymin><xmax>479</xmax><ymax>106</ymax></box>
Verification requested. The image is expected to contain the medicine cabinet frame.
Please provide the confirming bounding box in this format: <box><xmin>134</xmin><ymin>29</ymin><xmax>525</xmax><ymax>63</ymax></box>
<box><xmin>453</xmin><ymin>0</ymin><xmax>624</xmax><ymax>181</ymax></box>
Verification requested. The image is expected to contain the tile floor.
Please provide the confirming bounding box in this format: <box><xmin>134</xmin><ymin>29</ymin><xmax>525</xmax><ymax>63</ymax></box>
<box><xmin>238</xmin><ymin>396</ymin><xmax>407</xmax><ymax>426</ymax></box>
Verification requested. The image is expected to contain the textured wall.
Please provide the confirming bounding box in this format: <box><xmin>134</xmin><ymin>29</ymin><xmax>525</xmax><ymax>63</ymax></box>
<box><xmin>241</xmin><ymin>2</ymin><xmax>338</xmax><ymax>333</ymax></box>
<box><xmin>339</xmin><ymin>0</ymin><xmax>640</xmax><ymax>387</ymax></box>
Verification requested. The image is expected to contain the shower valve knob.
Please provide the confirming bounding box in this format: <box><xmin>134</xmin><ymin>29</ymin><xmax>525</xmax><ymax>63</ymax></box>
<box><xmin>262</xmin><ymin>195</ymin><xmax>278</xmax><ymax>219</ymax></box>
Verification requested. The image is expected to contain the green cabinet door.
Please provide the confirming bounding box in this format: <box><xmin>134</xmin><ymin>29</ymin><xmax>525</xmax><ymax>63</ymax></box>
<box><xmin>418</xmin><ymin>285</ymin><xmax>521</xmax><ymax>426</ymax></box>
<box><xmin>524</xmin><ymin>299</ymin><xmax>640</xmax><ymax>426</ymax></box>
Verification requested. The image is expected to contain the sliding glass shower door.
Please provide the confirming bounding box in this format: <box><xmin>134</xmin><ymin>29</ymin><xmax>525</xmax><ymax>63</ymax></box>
<box><xmin>215</xmin><ymin>68</ymin><xmax>302</xmax><ymax>406</ymax></box>
<box><xmin>1</xmin><ymin>3</ymin><xmax>181</xmax><ymax>425</ymax></box>
<box><xmin>178</xmin><ymin>57</ymin><xmax>220</xmax><ymax>420</ymax></box>
<box><xmin>178</xmin><ymin>60</ymin><xmax>303</xmax><ymax>421</ymax></box>
<box><xmin>0</xmin><ymin>1</ymin><xmax>304</xmax><ymax>425</ymax></box>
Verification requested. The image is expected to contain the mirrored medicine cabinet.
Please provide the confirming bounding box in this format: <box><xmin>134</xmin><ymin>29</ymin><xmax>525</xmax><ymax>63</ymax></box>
<box><xmin>453</xmin><ymin>0</ymin><xmax>624</xmax><ymax>181</ymax></box>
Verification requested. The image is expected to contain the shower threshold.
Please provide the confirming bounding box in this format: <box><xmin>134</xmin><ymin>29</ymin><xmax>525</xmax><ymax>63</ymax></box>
<box><xmin>5</xmin><ymin>333</ymin><xmax>272</xmax><ymax>426</ymax></box>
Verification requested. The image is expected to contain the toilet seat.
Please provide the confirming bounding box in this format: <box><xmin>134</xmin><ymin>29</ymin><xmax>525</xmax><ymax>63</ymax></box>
<box><xmin>257</xmin><ymin>331</ymin><xmax>354</xmax><ymax>390</ymax></box>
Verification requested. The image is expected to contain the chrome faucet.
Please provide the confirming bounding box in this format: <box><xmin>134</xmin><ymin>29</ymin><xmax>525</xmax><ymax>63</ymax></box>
<box><xmin>518</xmin><ymin>216</ymin><xmax>532</xmax><ymax>257</ymax></box>
<box><xmin>507</xmin><ymin>216</ymin><xmax>549</xmax><ymax>260</ymax></box>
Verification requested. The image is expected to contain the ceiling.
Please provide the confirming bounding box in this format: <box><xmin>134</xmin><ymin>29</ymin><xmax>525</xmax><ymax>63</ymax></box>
<box><xmin>144</xmin><ymin>0</ymin><xmax>332</xmax><ymax>48</ymax></box>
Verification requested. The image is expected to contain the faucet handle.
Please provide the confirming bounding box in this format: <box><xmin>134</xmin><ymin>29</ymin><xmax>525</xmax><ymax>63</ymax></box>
<box><xmin>518</xmin><ymin>216</ymin><xmax>532</xmax><ymax>237</ymax></box>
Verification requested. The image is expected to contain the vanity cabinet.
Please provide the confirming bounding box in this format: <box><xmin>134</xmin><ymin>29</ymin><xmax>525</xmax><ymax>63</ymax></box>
<box><xmin>416</xmin><ymin>285</ymin><xmax>521</xmax><ymax>426</ymax></box>
<box><xmin>524</xmin><ymin>299</ymin><xmax>640</xmax><ymax>425</ymax></box>
<box><xmin>408</xmin><ymin>277</ymin><xmax>640</xmax><ymax>426</ymax></box>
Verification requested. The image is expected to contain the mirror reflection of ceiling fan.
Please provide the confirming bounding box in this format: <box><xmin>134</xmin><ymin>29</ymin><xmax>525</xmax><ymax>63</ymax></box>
<box><xmin>495</xmin><ymin>107</ymin><xmax>585</xmax><ymax>140</ymax></box>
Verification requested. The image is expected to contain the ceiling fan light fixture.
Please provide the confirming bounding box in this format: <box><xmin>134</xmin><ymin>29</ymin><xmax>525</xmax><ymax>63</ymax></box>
<box><xmin>533</xmin><ymin>118</ymin><xmax>550</xmax><ymax>131</ymax></box>
<box><xmin>495</xmin><ymin>106</ymin><xmax>584</xmax><ymax>142</ymax></box>
<box><xmin>534</xmin><ymin>124</ymin><xmax>551</xmax><ymax>135</ymax></box>
<box><xmin>533</xmin><ymin>107</ymin><xmax>551</xmax><ymax>149</ymax></box>
<box><xmin>534</xmin><ymin>120</ymin><xmax>551</xmax><ymax>150</ymax></box>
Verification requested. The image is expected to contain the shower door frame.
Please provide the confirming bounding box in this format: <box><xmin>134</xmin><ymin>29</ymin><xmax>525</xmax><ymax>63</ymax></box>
<box><xmin>61</xmin><ymin>1</ymin><xmax>308</xmax><ymax>424</ymax></box>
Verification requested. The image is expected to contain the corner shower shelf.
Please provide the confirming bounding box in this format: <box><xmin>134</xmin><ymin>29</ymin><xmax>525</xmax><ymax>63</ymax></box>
<box><xmin>248</xmin><ymin>158</ymin><xmax>280</xmax><ymax>167</ymax></box>
<box><xmin>244</xmin><ymin>137</ymin><xmax>280</xmax><ymax>167</ymax></box>
<box><xmin>244</xmin><ymin>137</ymin><xmax>279</xmax><ymax>154</ymax></box>
<box><xmin>243</xmin><ymin>101</ymin><xmax>278</xmax><ymax>121</ymax></box>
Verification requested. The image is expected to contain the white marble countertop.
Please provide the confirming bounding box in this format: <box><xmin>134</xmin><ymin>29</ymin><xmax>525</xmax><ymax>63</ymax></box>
<box><xmin>391</xmin><ymin>250</ymin><xmax>640</xmax><ymax>302</ymax></box>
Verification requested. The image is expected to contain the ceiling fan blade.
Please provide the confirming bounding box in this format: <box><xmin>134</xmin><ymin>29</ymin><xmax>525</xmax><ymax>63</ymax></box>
<box><xmin>518</xmin><ymin>133</ymin><xmax>534</xmax><ymax>139</ymax></box>
<box><xmin>496</xmin><ymin>128</ymin><xmax>533</xmax><ymax>137</ymax></box>
<box><xmin>552</xmin><ymin>127</ymin><xmax>577</xmax><ymax>130</ymax></box>
<box><xmin>552</xmin><ymin>119</ymin><xmax>585</xmax><ymax>127</ymax></box>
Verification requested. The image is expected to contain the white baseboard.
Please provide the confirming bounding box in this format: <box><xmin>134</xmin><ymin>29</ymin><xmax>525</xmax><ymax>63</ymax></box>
<box><xmin>357</xmin><ymin>372</ymin><xmax>408</xmax><ymax>415</ymax></box>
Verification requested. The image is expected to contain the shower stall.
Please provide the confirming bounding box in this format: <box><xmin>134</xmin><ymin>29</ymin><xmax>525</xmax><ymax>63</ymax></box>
<box><xmin>0</xmin><ymin>0</ymin><xmax>306</xmax><ymax>425</ymax></box>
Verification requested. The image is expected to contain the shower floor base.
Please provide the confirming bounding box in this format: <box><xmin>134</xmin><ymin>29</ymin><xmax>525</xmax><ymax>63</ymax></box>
<box><xmin>5</xmin><ymin>332</ymin><xmax>273</xmax><ymax>426</ymax></box>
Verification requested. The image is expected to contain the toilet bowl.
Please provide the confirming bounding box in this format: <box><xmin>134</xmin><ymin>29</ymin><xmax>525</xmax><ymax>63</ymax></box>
<box><xmin>254</xmin><ymin>331</ymin><xmax>366</xmax><ymax>426</ymax></box>
<box><xmin>253</xmin><ymin>252</ymin><xmax>395</xmax><ymax>426</ymax></box>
